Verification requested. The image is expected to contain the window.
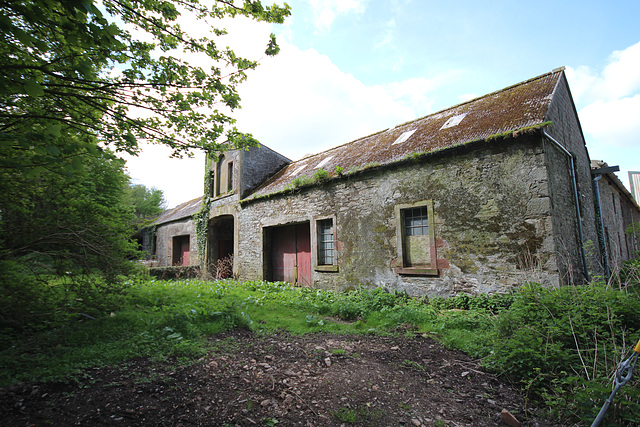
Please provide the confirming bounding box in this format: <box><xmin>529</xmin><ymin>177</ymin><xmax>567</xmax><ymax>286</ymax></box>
<box><xmin>394</xmin><ymin>201</ymin><xmax>438</xmax><ymax>275</ymax></box>
<box><xmin>209</xmin><ymin>171</ymin><xmax>216</xmax><ymax>198</ymax></box>
<box><xmin>317</xmin><ymin>219</ymin><xmax>335</xmax><ymax>265</ymax></box>
<box><xmin>315</xmin><ymin>218</ymin><xmax>338</xmax><ymax>272</ymax></box>
<box><xmin>227</xmin><ymin>162</ymin><xmax>234</xmax><ymax>192</ymax></box>
<box><xmin>215</xmin><ymin>155</ymin><xmax>225</xmax><ymax>196</ymax></box>
<box><xmin>404</xmin><ymin>206</ymin><xmax>428</xmax><ymax>236</ymax></box>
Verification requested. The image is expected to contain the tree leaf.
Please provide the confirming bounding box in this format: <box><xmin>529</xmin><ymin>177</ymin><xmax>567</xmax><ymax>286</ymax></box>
<box><xmin>24</xmin><ymin>80</ymin><xmax>44</xmax><ymax>98</ymax></box>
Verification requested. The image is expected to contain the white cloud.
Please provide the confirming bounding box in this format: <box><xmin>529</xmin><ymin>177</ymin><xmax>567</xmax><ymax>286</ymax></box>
<box><xmin>579</xmin><ymin>95</ymin><xmax>640</xmax><ymax>148</ymax></box>
<box><xmin>123</xmin><ymin>13</ymin><xmax>463</xmax><ymax>206</ymax></box>
<box><xmin>375</xmin><ymin>19</ymin><xmax>396</xmax><ymax>49</ymax></box>
<box><xmin>457</xmin><ymin>93</ymin><xmax>479</xmax><ymax>103</ymax></box>
<box><xmin>122</xmin><ymin>145</ymin><xmax>205</xmax><ymax>209</ymax></box>
<box><xmin>307</xmin><ymin>0</ymin><xmax>368</xmax><ymax>32</ymax></box>
<box><xmin>566</xmin><ymin>41</ymin><xmax>640</xmax><ymax>191</ymax></box>
<box><xmin>232</xmin><ymin>40</ymin><xmax>463</xmax><ymax>161</ymax></box>
<box><xmin>381</xmin><ymin>73</ymin><xmax>462</xmax><ymax>116</ymax></box>
<box><xmin>567</xmin><ymin>41</ymin><xmax>640</xmax><ymax>105</ymax></box>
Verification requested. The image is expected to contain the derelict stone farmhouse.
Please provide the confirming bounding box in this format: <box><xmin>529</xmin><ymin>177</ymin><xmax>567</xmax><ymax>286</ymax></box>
<box><xmin>142</xmin><ymin>68</ymin><xmax>640</xmax><ymax>296</ymax></box>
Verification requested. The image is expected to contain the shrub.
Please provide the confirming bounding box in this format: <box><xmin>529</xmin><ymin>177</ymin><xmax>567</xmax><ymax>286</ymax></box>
<box><xmin>430</xmin><ymin>292</ymin><xmax>513</xmax><ymax>314</ymax></box>
<box><xmin>484</xmin><ymin>282</ymin><xmax>640</xmax><ymax>425</ymax></box>
<box><xmin>148</xmin><ymin>265</ymin><xmax>200</xmax><ymax>280</ymax></box>
<box><xmin>312</xmin><ymin>168</ymin><xmax>330</xmax><ymax>182</ymax></box>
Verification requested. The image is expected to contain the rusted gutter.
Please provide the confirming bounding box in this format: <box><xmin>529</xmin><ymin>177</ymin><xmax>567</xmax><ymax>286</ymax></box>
<box><xmin>542</xmin><ymin>129</ymin><xmax>590</xmax><ymax>281</ymax></box>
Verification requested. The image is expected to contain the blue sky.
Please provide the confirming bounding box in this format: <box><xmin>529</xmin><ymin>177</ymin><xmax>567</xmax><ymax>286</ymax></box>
<box><xmin>124</xmin><ymin>0</ymin><xmax>640</xmax><ymax>207</ymax></box>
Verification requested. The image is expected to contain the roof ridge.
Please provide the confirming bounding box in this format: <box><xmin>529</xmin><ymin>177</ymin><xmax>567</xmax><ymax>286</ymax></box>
<box><xmin>282</xmin><ymin>68</ymin><xmax>565</xmax><ymax>167</ymax></box>
<box><xmin>406</xmin><ymin>67</ymin><xmax>565</xmax><ymax>123</ymax></box>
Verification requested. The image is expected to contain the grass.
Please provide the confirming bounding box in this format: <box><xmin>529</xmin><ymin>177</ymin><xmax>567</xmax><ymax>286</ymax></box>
<box><xmin>0</xmin><ymin>279</ymin><xmax>435</xmax><ymax>386</ymax></box>
<box><xmin>2</xmin><ymin>262</ymin><xmax>640</xmax><ymax>426</ymax></box>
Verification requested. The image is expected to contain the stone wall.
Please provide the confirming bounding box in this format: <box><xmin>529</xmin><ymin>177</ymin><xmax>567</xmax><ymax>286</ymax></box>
<box><xmin>596</xmin><ymin>174</ymin><xmax>640</xmax><ymax>270</ymax></box>
<box><xmin>240</xmin><ymin>145</ymin><xmax>290</xmax><ymax>198</ymax></box>
<box><xmin>544</xmin><ymin>74</ymin><xmax>600</xmax><ymax>281</ymax></box>
<box><xmin>155</xmin><ymin>218</ymin><xmax>198</xmax><ymax>266</ymax></box>
<box><xmin>237</xmin><ymin>135</ymin><xmax>559</xmax><ymax>297</ymax></box>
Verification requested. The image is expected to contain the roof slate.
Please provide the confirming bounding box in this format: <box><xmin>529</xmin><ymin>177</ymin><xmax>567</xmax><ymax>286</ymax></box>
<box><xmin>153</xmin><ymin>196</ymin><xmax>203</xmax><ymax>226</ymax></box>
<box><xmin>248</xmin><ymin>69</ymin><xmax>563</xmax><ymax>199</ymax></box>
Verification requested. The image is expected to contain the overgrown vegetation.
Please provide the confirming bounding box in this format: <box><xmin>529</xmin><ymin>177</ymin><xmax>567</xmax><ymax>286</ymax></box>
<box><xmin>0</xmin><ymin>0</ymin><xmax>290</xmax><ymax>338</ymax></box>
<box><xmin>2</xmin><ymin>260</ymin><xmax>640</xmax><ymax>425</ymax></box>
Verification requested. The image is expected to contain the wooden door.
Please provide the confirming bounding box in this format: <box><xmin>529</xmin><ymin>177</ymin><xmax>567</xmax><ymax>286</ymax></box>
<box><xmin>295</xmin><ymin>224</ymin><xmax>311</xmax><ymax>285</ymax></box>
<box><xmin>271</xmin><ymin>223</ymin><xmax>311</xmax><ymax>285</ymax></box>
<box><xmin>172</xmin><ymin>235</ymin><xmax>190</xmax><ymax>266</ymax></box>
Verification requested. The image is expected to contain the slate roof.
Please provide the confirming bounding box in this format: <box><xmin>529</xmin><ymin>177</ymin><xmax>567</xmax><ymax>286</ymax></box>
<box><xmin>153</xmin><ymin>196</ymin><xmax>203</xmax><ymax>225</ymax></box>
<box><xmin>248</xmin><ymin>68</ymin><xmax>564</xmax><ymax>199</ymax></box>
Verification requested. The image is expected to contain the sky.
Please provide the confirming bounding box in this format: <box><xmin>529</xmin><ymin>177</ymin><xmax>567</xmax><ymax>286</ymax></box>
<box><xmin>123</xmin><ymin>0</ymin><xmax>640</xmax><ymax>208</ymax></box>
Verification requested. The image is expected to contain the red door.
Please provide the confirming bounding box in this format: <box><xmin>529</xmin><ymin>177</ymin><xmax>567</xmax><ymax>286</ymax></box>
<box><xmin>296</xmin><ymin>225</ymin><xmax>311</xmax><ymax>286</ymax></box>
<box><xmin>271</xmin><ymin>223</ymin><xmax>311</xmax><ymax>286</ymax></box>
<box><xmin>172</xmin><ymin>235</ymin><xmax>190</xmax><ymax>266</ymax></box>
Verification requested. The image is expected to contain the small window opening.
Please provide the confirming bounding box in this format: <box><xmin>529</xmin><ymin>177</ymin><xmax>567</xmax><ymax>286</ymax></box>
<box><xmin>392</xmin><ymin>129</ymin><xmax>417</xmax><ymax>145</ymax></box>
<box><xmin>317</xmin><ymin>219</ymin><xmax>335</xmax><ymax>265</ymax></box>
<box><xmin>227</xmin><ymin>162</ymin><xmax>234</xmax><ymax>192</ymax></box>
<box><xmin>209</xmin><ymin>171</ymin><xmax>216</xmax><ymax>198</ymax></box>
<box><xmin>216</xmin><ymin>155</ymin><xmax>225</xmax><ymax>196</ymax></box>
<box><xmin>403</xmin><ymin>206</ymin><xmax>429</xmax><ymax>236</ymax></box>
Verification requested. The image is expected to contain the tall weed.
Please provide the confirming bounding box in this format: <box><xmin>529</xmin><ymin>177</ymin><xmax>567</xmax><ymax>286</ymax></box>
<box><xmin>484</xmin><ymin>281</ymin><xmax>640</xmax><ymax>425</ymax></box>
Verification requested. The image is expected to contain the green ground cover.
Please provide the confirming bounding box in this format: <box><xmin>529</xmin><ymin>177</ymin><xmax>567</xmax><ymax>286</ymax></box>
<box><xmin>2</xmin><ymin>260</ymin><xmax>640</xmax><ymax>425</ymax></box>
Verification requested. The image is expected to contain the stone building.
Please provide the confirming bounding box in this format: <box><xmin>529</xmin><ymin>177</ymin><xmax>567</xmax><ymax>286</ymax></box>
<box><xmin>146</xmin><ymin>68</ymin><xmax>640</xmax><ymax>295</ymax></box>
<box><xmin>141</xmin><ymin>197</ymin><xmax>202</xmax><ymax>267</ymax></box>
<box><xmin>591</xmin><ymin>161</ymin><xmax>640</xmax><ymax>274</ymax></box>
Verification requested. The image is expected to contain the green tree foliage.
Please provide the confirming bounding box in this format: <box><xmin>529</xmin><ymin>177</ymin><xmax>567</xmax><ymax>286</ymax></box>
<box><xmin>0</xmin><ymin>0</ymin><xmax>289</xmax><ymax>329</ymax></box>
<box><xmin>0</xmin><ymin>146</ymin><xmax>138</xmax><ymax>278</ymax></box>
<box><xmin>0</xmin><ymin>0</ymin><xmax>291</xmax><ymax>162</ymax></box>
<box><xmin>127</xmin><ymin>183</ymin><xmax>166</xmax><ymax>221</ymax></box>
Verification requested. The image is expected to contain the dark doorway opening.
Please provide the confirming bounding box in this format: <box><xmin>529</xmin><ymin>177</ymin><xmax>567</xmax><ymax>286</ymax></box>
<box><xmin>208</xmin><ymin>215</ymin><xmax>234</xmax><ymax>278</ymax></box>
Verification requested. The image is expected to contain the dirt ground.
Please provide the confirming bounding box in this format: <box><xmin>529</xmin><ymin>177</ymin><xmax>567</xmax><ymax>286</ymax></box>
<box><xmin>0</xmin><ymin>329</ymin><xmax>552</xmax><ymax>426</ymax></box>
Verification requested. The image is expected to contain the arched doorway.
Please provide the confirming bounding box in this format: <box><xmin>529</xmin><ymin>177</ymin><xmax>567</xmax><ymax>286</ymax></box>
<box><xmin>208</xmin><ymin>215</ymin><xmax>234</xmax><ymax>278</ymax></box>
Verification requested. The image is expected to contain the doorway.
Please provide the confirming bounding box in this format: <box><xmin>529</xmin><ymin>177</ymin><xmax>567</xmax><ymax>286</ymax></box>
<box><xmin>267</xmin><ymin>223</ymin><xmax>311</xmax><ymax>286</ymax></box>
<box><xmin>208</xmin><ymin>215</ymin><xmax>234</xmax><ymax>278</ymax></box>
<box><xmin>172</xmin><ymin>235</ymin><xmax>190</xmax><ymax>266</ymax></box>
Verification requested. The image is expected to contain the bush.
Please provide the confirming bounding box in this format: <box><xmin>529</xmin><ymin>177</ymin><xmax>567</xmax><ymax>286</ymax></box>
<box><xmin>430</xmin><ymin>292</ymin><xmax>513</xmax><ymax>314</ymax></box>
<box><xmin>148</xmin><ymin>265</ymin><xmax>200</xmax><ymax>280</ymax></box>
<box><xmin>328</xmin><ymin>287</ymin><xmax>411</xmax><ymax>321</ymax></box>
<box><xmin>484</xmin><ymin>282</ymin><xmax>640</xmax><ymax>425</ymax></box>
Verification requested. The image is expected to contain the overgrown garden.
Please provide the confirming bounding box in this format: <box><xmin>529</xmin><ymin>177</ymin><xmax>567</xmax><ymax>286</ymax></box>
<box><xmin>2</xmin><ymin>259</ymin><xmax>640</xmax><ymax>425</ymax></box>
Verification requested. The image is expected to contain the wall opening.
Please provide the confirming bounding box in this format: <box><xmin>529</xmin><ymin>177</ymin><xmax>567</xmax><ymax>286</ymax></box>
<box><xmin>172</xmin><ymin>235</ymin><xmax>190</xmax><ymax>266</ymax></box>
<box><xmin>208</xmin><ymin>215</ymin><xmax>234</xmax><ymax>278</ymax></box>
<box><xmin>264</xmin><ymin>222</ymin><xmax>311</xmax><ymax>286</ymax></box>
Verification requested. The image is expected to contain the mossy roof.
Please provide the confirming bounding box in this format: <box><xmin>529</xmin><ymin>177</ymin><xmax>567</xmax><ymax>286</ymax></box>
<box><xmin>153</xmin><ymin>196</ymin><xmax>203</xmax><ymax>226</ymax></box>
<box><xmin>248</xmin><ymin>68</ymin><xmax>564</xmax><ymax>199</ymax></box>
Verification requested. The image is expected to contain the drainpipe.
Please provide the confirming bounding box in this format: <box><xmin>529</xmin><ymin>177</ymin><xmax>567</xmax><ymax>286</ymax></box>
<box><xmin>542</xmin><ymin>129</ymin><xmax>590</xmax><ymax>282</ymax></box>
<box><xmin>592</xmin><ymin>176</ymin><xmax>609</xmax><ymax>277</ymax></box>
<box><xmin>591</xmin><ymin>164</ymin><xmax>620</xmax><ymax>279</ymax></box>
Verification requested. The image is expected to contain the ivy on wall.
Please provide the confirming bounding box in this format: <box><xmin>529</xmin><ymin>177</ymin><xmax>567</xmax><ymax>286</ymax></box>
<box><xmin>194</xmin><ymin>153</ymin><xmax>214</xmax><ymax>266</ymax></box>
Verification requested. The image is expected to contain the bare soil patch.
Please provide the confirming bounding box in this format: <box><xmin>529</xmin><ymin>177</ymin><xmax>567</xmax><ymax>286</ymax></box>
<box><xmin>0</xmin><ymin>329</ymin><xmax>551</xmax><ymax>426</ymax></box>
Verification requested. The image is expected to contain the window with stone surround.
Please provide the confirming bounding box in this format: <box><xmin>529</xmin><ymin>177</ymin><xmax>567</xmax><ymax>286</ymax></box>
<box><xmin>315</xmin><ymin>217</ymin><xmax>338</xmax><ymax>272</ymax></box>
<box><xmin>394</xmin><ymin>200</ymin><xmax>438</xmax><ymax>276</ymax></box>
